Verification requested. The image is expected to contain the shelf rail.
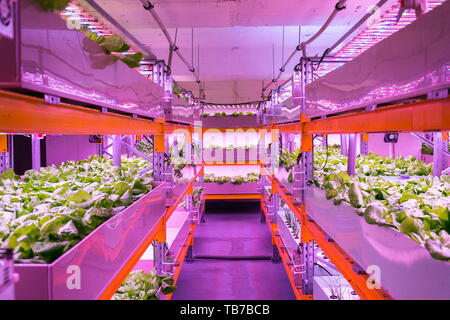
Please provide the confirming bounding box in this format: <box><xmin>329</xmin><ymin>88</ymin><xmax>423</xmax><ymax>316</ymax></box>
<box><xmin>260</xmin><ymin>167</ymin><xmax>391</xmax><ymax>300</ymax></box>
<box><xmin>98</xmin><ymin>166</ymin><xmax>204</xmax><ymax>300</ymax></box>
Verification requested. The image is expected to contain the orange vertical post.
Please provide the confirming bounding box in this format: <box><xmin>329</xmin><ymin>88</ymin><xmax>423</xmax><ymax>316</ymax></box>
<box><xmin>154</xmin><ymin>134</ymin><xmax>165</xmax><ymax>153</ymax></box>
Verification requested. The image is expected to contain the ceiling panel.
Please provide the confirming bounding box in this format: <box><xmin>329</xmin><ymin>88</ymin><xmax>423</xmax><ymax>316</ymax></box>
<box><xmin>96</xmin><ymin>0</ymin><xmax>381</xmax><ymax>28</ymax></box>
<box><xmin>92</xmin><ymin>0</ymin><xmax>388</xmax><ymax>102</ymax></box>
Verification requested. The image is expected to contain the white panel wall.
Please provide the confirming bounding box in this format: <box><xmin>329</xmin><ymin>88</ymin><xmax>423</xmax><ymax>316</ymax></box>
<box><xmin>46</xmin><ymin>135</ymin><xmax>99</xmax><ymax>166</ymax></box>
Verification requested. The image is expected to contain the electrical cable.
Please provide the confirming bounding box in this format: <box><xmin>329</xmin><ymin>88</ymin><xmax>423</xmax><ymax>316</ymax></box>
<box><xmin>314</xmin><ymin>262</ymin><xmax>335</xmax><ymax>277</ymax></box>
<box><xmin>313</xmin><ymin>48</ymin><xmax>331</xmax><ymax>71</ymax></box>
<box><xmin>139</xmin><ymin>0</ymin><xmax>201</xmax><ymax>87</ymax></box>
<box><xmin>259</xmin><ymin>0</ymin><xmax>388</xmax><ymax>104</ymax></box>
<box><xmin>262</xmin><ymin>0</ymin><xmax>347</xmax><ymax>94</ymax></box>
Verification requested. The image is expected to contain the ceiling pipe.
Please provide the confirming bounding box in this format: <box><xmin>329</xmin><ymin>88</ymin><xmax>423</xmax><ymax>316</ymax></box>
<box><xmin>327</xmin><ymin>0</ymin><xmax>390</xmax><ymax>54</ymax></box>
<box><xmin>139</xmin><ymin>0</ymin><xmax>201</xmax><ymax>84</ymax></box>
<box><xmin>263</xmin><ymin>0</ymin><xmax>348</xmax><ymax>94</ymax></box>
<box><xmin>263</xmin><ymin>0</ymin><xmax>391</xmax><ymax>97</ymax></box>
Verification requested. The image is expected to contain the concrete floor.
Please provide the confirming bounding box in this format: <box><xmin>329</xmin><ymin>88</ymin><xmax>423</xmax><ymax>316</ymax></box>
<box><xmin>171</xmin><ymin>201</ymin><xmax>296</xmax><ymax>300</ymax></box>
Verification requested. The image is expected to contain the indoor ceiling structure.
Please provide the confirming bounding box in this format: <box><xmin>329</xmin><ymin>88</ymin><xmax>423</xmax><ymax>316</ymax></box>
<box><xmin>91</xmin><ymin>0</ymin><xmax>391</xmax><ymax>103</ymax></box>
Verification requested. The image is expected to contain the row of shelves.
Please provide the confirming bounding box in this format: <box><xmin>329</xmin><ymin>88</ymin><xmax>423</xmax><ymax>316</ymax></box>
<box><xmin>265</xmin><ymin>96</ymin><xmax>450</xmax><ymax>134</ymax></box>
<box><xmin>264</xmin><ymin>1</ymin><xmax>450</xmax><ymax>126</ymax></box>
<box><xmin>10</xmin><ymin>163</ymin><xmax>204</xmax><ymax>300</ymax></box>
<box><xmin>3</xmin><ymin>87</ymin><xmax>448</xmax><ymax>139</ymax></box>
<box><xmin>261</xmin><ymin>165</ymin><xmax>450</xmax><ymax>300</ymax></box>
<box><xmin>260</xmin><ymin>168</ymin><xmax>390</xmax><ymax>300</ymax></box>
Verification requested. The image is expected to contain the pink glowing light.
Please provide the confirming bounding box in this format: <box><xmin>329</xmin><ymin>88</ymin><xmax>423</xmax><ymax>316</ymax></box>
<box><xmin>334</xmin><ymin>1</ymin><xmax>445</xmax><ymax>60</ymax></box>
<box><xmin>315</xmin><ymin>0</ymin><xmax>446</xmax><ymax>77</ymax></box>
<box><xmin>61</xmin><ymin>1</ymin><xmax>156</xmax><ymax>82</ymax></box>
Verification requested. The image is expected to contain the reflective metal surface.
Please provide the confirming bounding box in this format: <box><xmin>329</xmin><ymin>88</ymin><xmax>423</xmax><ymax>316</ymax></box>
<box><xmin>305</xmin><ymin>187</ymin><xmax>450</xmax><ymax>300</ymax></box>
<box><xmin>201</xmin><ymin>115</ymin><xmax>258</xmax><ymax>128</ymax></box>
<box><xmin>0</xmin><ymin>0</ymin><xmax>164</xmax><ymax>119</ymax></box>
<box><xmin>170</xmin><ymin>96</ymin><xmax>194</xmax><ymax>124</ymax></box>
<box><xmin>14</xmin><ymin>183</ymin><xmax>167</xmax><ymax>300</ymax></box>
<box><xmin>306</xmin><ymin>1</ymin><xmax>450</xmax><ymax>118</ymax></box>
<box><xmin>204</xmin><ymin>182</ymin><xmax>258</xmax><ymax>195</ymax></box>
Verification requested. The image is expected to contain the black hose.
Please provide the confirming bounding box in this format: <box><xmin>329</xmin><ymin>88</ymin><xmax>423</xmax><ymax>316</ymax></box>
<box><xmin>314</xmin><ymin>262</ymin><xmax>334</xmax><ymax>276</ymax></box>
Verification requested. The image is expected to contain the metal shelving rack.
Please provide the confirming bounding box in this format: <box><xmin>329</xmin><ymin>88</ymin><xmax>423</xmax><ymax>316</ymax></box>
<box><xmin>200</xmin><ymin>114</ymin><xmax>262</xmax><ymax>200</ymax></box>
<box><xmin>0</xmin><ymin>89</ymin><xmax>205</xmax><ymax>300</ymax></box>
<box><xmin>258</xmin><ymin>1</ymin><xmax>450</xmax><ymax>300</ymax></box>
<box><xmin>0</xmin><ymin>0</ymin><xmax>205</xmax><ymax>299</ymax></box>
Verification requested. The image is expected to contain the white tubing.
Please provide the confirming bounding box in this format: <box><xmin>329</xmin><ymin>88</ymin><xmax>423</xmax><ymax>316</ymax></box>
<box><xmin>263</xmin><ymin>0</ymin><xmax>347</xmax><ymax>93</ymax></box>
<box><xmin>139</xmin><ymin>0</ymin><xmax>200</xmax><ymax>82</ymax></box>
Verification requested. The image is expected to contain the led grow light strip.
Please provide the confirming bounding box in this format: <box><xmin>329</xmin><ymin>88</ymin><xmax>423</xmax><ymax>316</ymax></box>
<box><xmin>334</xmin><ymin>0</ymin><xmax>445</xmax><ymax>59</ymax></box>
<box><xmin>60</xmin><ymin>1</ymin><xmax>155</xmax><ymax>80</ymax></box>
<box><xmin>314</xmin><ymin>0</ymin><xmax>446</xmax><ymax>76</ymax></box>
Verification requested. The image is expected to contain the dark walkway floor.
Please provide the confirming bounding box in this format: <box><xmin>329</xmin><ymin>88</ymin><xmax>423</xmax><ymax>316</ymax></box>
<box><xmin>171</xmin><ymin>201</ymin><xmax>296</xmax><ymax>300</ymax></box>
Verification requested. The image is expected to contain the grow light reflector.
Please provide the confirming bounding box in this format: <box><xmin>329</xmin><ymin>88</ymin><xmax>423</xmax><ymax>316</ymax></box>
<box><xmin>315</xmin><ymin>0</ymin><xmax>446</xmax><ymax>77</ymax></box>
<box><xmin>334</xmin><ymin>0</ymin><xmax>446</xmax><ymax>59</ymax></box>
<box><xmin>60</xmin><ymin>1</ymin><xmax>156</xmax><ymax>81</ymax></box>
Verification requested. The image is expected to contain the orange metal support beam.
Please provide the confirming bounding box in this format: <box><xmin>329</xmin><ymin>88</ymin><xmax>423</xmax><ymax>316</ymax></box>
<box><xmin>304</xmin><ymin>97</ymin><xmax>450</xmax><ymax>134</ymax></box>
<box><xmin>166</xmin><ymin>224</ymin><xmax>197</xmax><ymax>300</ymax></box>
<box><xmin>202</xmin><ymin>127</ymin><xmax>262</xmax><ymax>133</ymax></box>
<box><xmin>0</xmin><ymin>90</ymin><xmax>163</xmax><ymax>135</ymax></box>
<box><xmin>265</xmin><ymin>97</ymin><xmax>450</xmax><ymax>134</ymax></box>
<box><xmin>164</xmin><ymin>122</ymin><xmax>193</xmax><ymax>135</ymax></box>
<box><xmin>305</xmin><ymin>220</ymin><xmax>390</xmax><ymax>300</ymax></box>
<box><xmin>154</xmin><ymin>134</ymin><xmax>166</xmax><ymax>153</ymax></box>
<box><xmin>262</xmin><ymin>170</ymin><xmax>391</xmax><ymax>300</ymax></box>
<box><xmin>263</xmin><ymin>122</ymin><xmax>301</xmax><ymax>133</ymax></box>
<box><xmin>98</xmin><ymin>218</ymin><xmax>165</xmax><ymax>300</ymax></box>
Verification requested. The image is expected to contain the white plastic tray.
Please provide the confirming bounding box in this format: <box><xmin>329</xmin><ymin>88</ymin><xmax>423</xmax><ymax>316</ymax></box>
<box><xmin>305</xmin><ymin>187</ymin><xmax>450</xmax><ymax>300</ymax></box>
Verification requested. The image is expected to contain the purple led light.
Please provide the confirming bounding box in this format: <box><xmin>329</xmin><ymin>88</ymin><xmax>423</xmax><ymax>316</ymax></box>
<box><xmin>60</xmin><ymin>1</ymin><xmax>156</xmax><ymax>81</ymax></box>
<box><xmin>334</xmin><ymin>1</ymin><xmax>445</xmax><ymax>59</ymax></box>
<box><xmin>315</xmin><ymin>1</ymin><xmax>446</xmax><ymax>77</ymax></box>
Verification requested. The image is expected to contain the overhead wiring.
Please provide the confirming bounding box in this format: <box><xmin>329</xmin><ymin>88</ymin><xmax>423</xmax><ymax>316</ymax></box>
<box><xmin>261</xmin><ymin>0</ymin><xmax>389</xmax><ymax>105</ymax></box>
<box><xmin>139</xmin><ymin>0</ymin><xmax>202</xmax><ymax>87</ymax></box>
<box><xmin>326</xmin><ymin>0</ymin><xmax>390</xmax><ymax>54</ymax></box>
<box><xmin>262</xmin><ymin>0</ymin><xmax>348</xmax><ymax>94</ymax></box>
<box><xmin>140</xmin><ymin>0</ymin><xmax>386</xmax><ymax>107</ymax></box>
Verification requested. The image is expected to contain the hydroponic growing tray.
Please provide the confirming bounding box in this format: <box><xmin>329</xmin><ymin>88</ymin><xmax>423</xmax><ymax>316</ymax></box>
<box><xmin>166</xmin><ymin>166</ymin><xmax>196</xmax><ymax>207</ymax></box>
<box><xmin>14</xmin><ymin>183</ymin><xmax>167</xmax><ymax>300</ymax></box>
<box><xmin>0</xmin><ymin>0</ymin><xmax>164</xmax><ymax>119</ymax></box>
<box><xmin>305</xmin><ymin>1</ymin><xmax>450</xmax><ymax>118</ymax></box>
<box><xmin>304</xmin><ymin>187</ymin><xmax>450</xmax><ymax>300</ymax></box>
<box><xmin>203</xmin><ymin>148</ymin><xmax>259</xmax><ymax>164</ymax></box>
<box><xmin>168</xmin><ymin>96</ymin><xmax>194</xmax><ymax>124</ymax></box>
<box><xmin>273</xmin><ymin>167</ymin><xmax>296</xmax><ymax>197</ymax></box>
<box><xmin>204</xmin><ymin>182</ymin><xmax>258</xmax><ymax>195</ymax></box>
<box><xmin>276</xmin><ymin>211</ymin><xmax>300</xmax><ymax>260</ymax></box>
<box><xmin>201</xmin><ymin>115</ymin><xmax>258</xmax><ymax>128</ymax></box>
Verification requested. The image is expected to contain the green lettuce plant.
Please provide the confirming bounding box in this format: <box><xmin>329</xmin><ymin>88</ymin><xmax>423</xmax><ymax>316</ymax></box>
<box><xmin>204</xmin><ymin>172</ymin><xmax>259</xmax><ymax>185</ymax></box>
<box><xmin>35</xmin><ymin>0</ymin><xmax>69</xmax><ymax>11</ymax></box>
<box><xmin>112</xmin><ymin>269</ymin><xmax>176</xmax><ymax>300</ymax></box>
<box><xmin>312</xmin><ymin>146</ymin><xmax>449</xmax><ymax>262</ymax></box>
<box><xmin>33</xmin><ymin>1</ymin><xmax>145</xmax><ymax>69</ymax></box>
<box><xmin>0</xmin><ymin>156</ymin><xmax>155</xmax><ymax>263</ymax></box>
<box><xmin>135</xmin><ymin>139</ymin><xmax>153</xmax><ymax>156</ymax></box>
